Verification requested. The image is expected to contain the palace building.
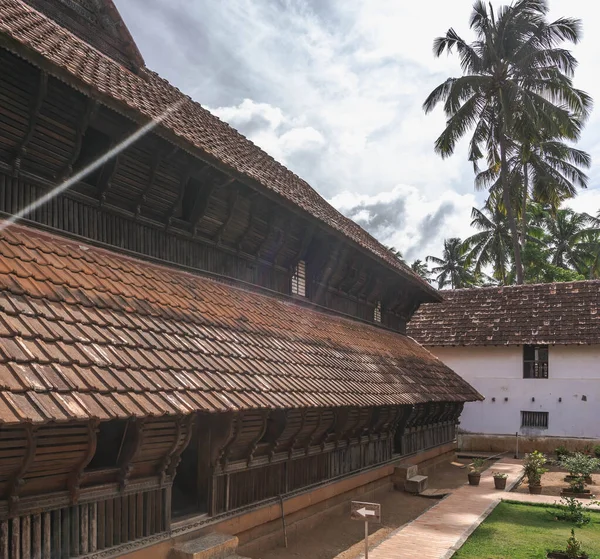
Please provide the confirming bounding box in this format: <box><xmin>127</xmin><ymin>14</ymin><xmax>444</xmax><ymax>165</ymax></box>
<box><xmin>0</xmin><ymin>1</ymin><xmax>481</xmax><ymax>558</ymax></box>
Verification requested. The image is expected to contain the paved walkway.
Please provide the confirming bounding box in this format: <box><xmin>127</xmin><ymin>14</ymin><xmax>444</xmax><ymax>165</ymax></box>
<box><xmin>369</xmin><ymin>459</ymin><xmax>524</xmax><ymax>559</ymax></box>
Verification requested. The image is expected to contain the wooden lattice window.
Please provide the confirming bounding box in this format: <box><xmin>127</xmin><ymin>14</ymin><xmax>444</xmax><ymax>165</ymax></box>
<box><xmin>291</xmin><ymin>260</ymin><xmax>306</xmax><ymax>296</ymax></box>
<box><xmin>373</xmin><ymin>301</ymin><xmax>382</xmax><ymax>323</ymax></box>
<box><xmin>523</xmin><ymin>345</ymin><xmax>549</xmax><ymax>378</ymax></box>
<box><xmin>521</xmin><ymin>411</ymin><xmax>548</xmax><ymax>429</ymax></box>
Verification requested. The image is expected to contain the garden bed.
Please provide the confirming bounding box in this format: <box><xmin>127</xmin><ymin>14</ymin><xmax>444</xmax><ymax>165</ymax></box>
<box><xmin>453</xmin><ymin>502</ymin><xmax>600</xmax><ymax>558</ymax></box>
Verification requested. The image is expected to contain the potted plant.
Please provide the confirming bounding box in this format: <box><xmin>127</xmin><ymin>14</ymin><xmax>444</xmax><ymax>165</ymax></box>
<box><xmin>493</xmin><ymin>472</ymin><xmax>508</xmax><ymax>490</ymax></box>
<box><xmin>468</xmin><ymin>458</ymin><xmax>486</xmax><ymax>486</ymax></box>
<box><xmin>523</xmin><ymin>451</ymin><xmax>548</xmax><ymax>494</ymax></box>
<box><xmin>560</xmin><ymin>453</ymin><xmax>600</xmax><ymax>498</ymax></box>
<box><xmin>547</xmin><ymin>529</ymin><xmax>589</xmax><ymax>558</ymax></box>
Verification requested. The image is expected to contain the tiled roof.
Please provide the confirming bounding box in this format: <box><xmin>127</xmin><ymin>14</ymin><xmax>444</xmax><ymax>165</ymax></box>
<box><xmin>0</xmin><ymin>223</ymin><xmax>481</xmax><ymax>425</ymax></box>
<box><xmin>408</xmin><ymin>282</ymin><xmax>600</xmax><ymax>346</ymax></box>
<box><xmin>0</xmin><ymin>0</ymin><xmax>439</xmax><ymax>301</ymax></box>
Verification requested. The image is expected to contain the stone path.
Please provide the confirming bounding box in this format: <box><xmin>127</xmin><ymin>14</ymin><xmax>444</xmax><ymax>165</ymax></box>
<box><xmin>368</xmin><ymin>459</ymin><xmax>524</xmax><ymax>559</ymax></box>
<box><xmin>368</xmin><ymin>458</ymin><xmax>600</xmax><ymax>559</ymax></box>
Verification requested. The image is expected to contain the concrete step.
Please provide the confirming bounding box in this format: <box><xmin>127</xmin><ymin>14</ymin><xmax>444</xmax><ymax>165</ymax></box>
<box><xmin>418</xmin><ymin>488</ymin><xmax>451</xmax><ymax>499</ymax></box>
<box><xmin>172</xmin><ymin>533</ymin><xmax>239</xmax><ymax>559</ymax></box>
<box><xmin>405</xmin><ymin>475</ymin><xmax>428</xmax><ymax>494</ymax></box>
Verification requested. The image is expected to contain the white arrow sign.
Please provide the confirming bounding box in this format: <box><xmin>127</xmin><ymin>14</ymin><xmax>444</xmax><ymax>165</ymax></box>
<box><xmin>357</xmin><ymin>507</ymin><xmax>376</xmax><ymax>517</ymax></box>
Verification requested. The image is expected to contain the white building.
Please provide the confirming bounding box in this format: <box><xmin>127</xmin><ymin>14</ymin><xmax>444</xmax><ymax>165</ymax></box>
<box><xmin>408</xmin><ymin>281</ymin><xmax>600</xmax><ymax>453</ymax></box>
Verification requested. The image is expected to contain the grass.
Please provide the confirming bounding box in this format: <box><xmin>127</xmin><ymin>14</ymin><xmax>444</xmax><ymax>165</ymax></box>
<box><xmin>453</xmin><ymin>502</ymin><xmax>600</xmax><ymax>558</ymax></box>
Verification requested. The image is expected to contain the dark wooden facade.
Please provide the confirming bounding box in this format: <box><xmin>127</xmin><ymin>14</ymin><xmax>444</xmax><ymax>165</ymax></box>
<box><xmin>0</xmin><ymin>403</ymin><xmax>462</xmax><ymax>558</ymax></box>
<box><xmin>0</xmin><ymin>3</ymin><xmax>474</xmax><ymax>558</ymax></box>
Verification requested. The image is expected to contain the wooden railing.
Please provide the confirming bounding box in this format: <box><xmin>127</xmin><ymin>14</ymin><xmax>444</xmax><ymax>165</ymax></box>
<box><xmin>398</xmin><ymin>421</ymin><xmax>457</xmax><ymax>457</ymax></box>
<box><xmin>0</xmin><ymin>488</ymin><xmax>167</xmax><ymax>559</ymax></box>
<box><xmin>212</xmin><ymin>436</ymin><xmax>394</xmax><ymax>514</ymax></box>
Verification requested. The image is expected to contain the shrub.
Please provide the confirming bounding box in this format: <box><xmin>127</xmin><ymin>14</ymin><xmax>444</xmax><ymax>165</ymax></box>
<box><xmin>594</xmin><ymin>445</ymin><xmax>600</xmax><ymax>459</ymax></box>
<box><xmin>552</xmin><ymin>496</ymin><xmax>591</xmax><ymax>527</ymax></box>
<box><xmin>523</xmin><ymin>451</ymin><xmax>548</xmax><ymax>486</ymax></box>
<box><xmin>566</xmin><ymin>529</ymin><xmax>584</xmax><ymax>559</ymax></box>
<box><xmin>560</xmin><ymin>453</ymin><xmax>600</xmax><ymax>492</ymax></box>
<box><xmin>556</xmin><ymin>445</ymin><xmax>571</xmax><ymax>461</ymax></box>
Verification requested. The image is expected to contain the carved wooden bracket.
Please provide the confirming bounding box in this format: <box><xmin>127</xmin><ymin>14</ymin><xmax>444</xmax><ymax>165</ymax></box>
<box><xmin>191</xmin><ymin>177</ymin><xmax>235</xmax><ymax>236</ymax></box>
<box><xmin>97</xmin><ymin>145</ymin><xmax>121</xmax><ymax>207</ymax></box>
<box><xmin>133</xmin><ymin>152</ymin><xmax>163</xmax><ymax>219</ymax></box>
<box><xmin>69</xmin><ymin>419</ymin><xmax>99</xmax><ymax>504</ymax></box>
<box><xmin>164</xmin><ymin>165</ymin><xmax>194</xmax><ymax>231</ymax></box>
<box><xmin>165</xmin><ymin>414</ymin><xmax>195</xmax><ymax>481</ymax></box>
<box><xmin>118</xmin><ymin>418</ymin><xmax>146</xmax><ymax>491</ymax></box>
<box><xmin>219</xmin><ymin>412</ymin><xmax>243</xmax><ymax>468</ymax></box>
<box><xmin>288</xmin><ymin>222</ymin><xmax>316</xmax><ymax>269</ymax></box>
<box><xmin>235</xmin><ymin>193</ymin><xmax>259</xmax><ymax>253</ymax></box>
<box><xmin>7</xmin><ymin>424</ymin><xmax>38</xmax><ymax>516</ymax></box>
<box><xmin>255</xmin><ymin>207</ymin><xmax>275</xmax><ymax>261</ymax></box>
<box><xmin>59</xmin><ymin>97</ymin><xmax>98</xmax><ymax>180</ymax></box>
<box><xmin>246</xmin><ymin>410</ymin><xmax>269</xmax><ymax>466</ymax></box>
<box><xmin>214</xmin><ymin>187</ymin><xmax>240</xmax><ymax>245</ymax></box>
<box><xmin>288</xmin><ymin>409</ymin><xmax>307</xmax><ymax>459</ymax></box>
<box><xmin>265</xmin><ymin>410</ymin><xmax>287</xmax><ymax>461</ymax></box>
<box><xmin>13</xmin><ymin>70</ymin><xmax>48</xmax><ymax>176</ymax></box>
<box><xmin>305</xmin><ymin>408</ymin><xmax>323</xmax><ymax>455</ymax></box>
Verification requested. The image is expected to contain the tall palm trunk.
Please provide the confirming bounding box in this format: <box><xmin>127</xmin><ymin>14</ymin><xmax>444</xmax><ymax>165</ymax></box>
<box><xmin>501</xmin><ymin>135</ymin><xmax>524</xmax><ymax>284</ymax></box>
<box><xmin>521</xmin><ymin>161</ymin><xmax>529</xmax><ymax>250</ymax></box>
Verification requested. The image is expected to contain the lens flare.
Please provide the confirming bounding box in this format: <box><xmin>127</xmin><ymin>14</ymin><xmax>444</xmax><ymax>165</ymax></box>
<box><xmin>0</xmin><ymin>96</ymin><xmax>190</xmax><ymax>233</ymax></box>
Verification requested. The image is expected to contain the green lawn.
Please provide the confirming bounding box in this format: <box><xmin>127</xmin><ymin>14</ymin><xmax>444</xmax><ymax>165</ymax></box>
<box><xmin>453</xmin><ymin>502</ymin><xmax>600</xmax><ymax>558</ymax></box>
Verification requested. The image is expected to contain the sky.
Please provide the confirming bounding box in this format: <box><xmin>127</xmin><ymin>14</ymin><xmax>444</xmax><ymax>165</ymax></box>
<box><xmin>114</xmin><ymin>0</ymin><xmax>600</xmax><ymax>265</ymax></box>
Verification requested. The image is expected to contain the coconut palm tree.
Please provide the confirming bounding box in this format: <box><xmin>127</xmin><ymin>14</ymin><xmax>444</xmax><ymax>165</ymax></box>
<box><xmin>461</xmin><ymin>206</ymin><xmax>513</xmax><ymax>284</ymax></box>
<box><xmin>427</xmin><ymin>238</ymin><xmax>476</xmax><ymax>289</ymax></box>
<box><xmin>410</xmin><ymin>259</ymin><xmax>431</xmax><ymax>282</ymax></box>
<box><xmin>423</xmin><ymin>0</ymin><xmax>591</xmax><ymax>284</ymax></box>
<box><xmin>544</xmin><ymin>209</ymin><xmax>600</xmax><ymax>275</ymax></box>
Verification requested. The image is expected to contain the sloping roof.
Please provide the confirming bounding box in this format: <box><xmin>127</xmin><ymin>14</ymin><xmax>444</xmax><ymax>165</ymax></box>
<box><xmin>408</xmin><ymin>282</ymin><xmax>600</xmax><ymax>347</ymax></box>
<box><xmin>0</xmin><ymin>223</ymin><xmax>481</xmax><ymax>425</ymax></box>
<box><xmin>22</xmin><ymin>0</ymin><xmax>144</xmax><ymax>70</ymax></box>
<box><xmin>0</xmin><ymin>0</ymin><xmax>439</xmax><ymax>301</ymax></box>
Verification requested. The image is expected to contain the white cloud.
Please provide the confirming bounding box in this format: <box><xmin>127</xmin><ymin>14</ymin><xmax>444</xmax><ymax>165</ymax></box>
<box><xmin>116</xmin><ymin>0</ymin><xmax>600</xmax><ymax>263</ymax></box>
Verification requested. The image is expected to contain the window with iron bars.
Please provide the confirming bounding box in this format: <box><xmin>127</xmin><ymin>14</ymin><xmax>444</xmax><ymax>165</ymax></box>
<box><xmin>521</xmin><ymin>411</ymin><xmax>548</xmax><ymax>429</ymax></box>
<box><xmin>523</xmin><ymin>344</ymin><xmax>549</xmax><ymax>379</ymax></box>
<box><xmin>291</xmin><ymin>260</ymin><xmax>306</xmax><ymax>297</ymax></box>
<box><xmin>373</xmin><ymin>301</ymin><xmax>382</xmax><ymax>323</ymax></box>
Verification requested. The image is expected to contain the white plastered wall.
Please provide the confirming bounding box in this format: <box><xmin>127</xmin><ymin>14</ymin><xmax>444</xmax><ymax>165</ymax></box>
<box><xmin>430</xmin><ymin>345</ymin><xmax>600</xmax><ymax>438</ymax></box>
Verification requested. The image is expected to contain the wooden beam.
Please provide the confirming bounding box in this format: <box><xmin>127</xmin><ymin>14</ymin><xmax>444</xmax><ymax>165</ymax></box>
<box><xmin>69</xmin><ymin>420</ymin><xmax>99</xmax><ymax>504</ymax></box>
<box><xmin>7</xmin><ymin>424</ymin><xmax>37</xmax><ymax>516</ymax></box>
<box><xmin>213</xmin><ymin>187</ymin><xmax>240</xmax><ymax>245</ymax></box>
<box><xmin>59</xmin><ymin>98</ymin><xmax>98</xmax><ymax>180</ymax></box>
<box><xmin>119</xmin><ymin>418</ymin><xmax>145</xmax><ymax>491</ymax></box>
<box><xmin>348</xmin><ymin>264</ymin><xmax>367</xmax><ymax>296</ymax></box>
<box><xmin>191</xmin><ymin>177</ymin><xmax>235</xmax><ymax>235</ymax></box>
<box><xmin>13</xmin><ymin>70</ymin><xmax>48</xmax><ymax>176</ymax></box>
